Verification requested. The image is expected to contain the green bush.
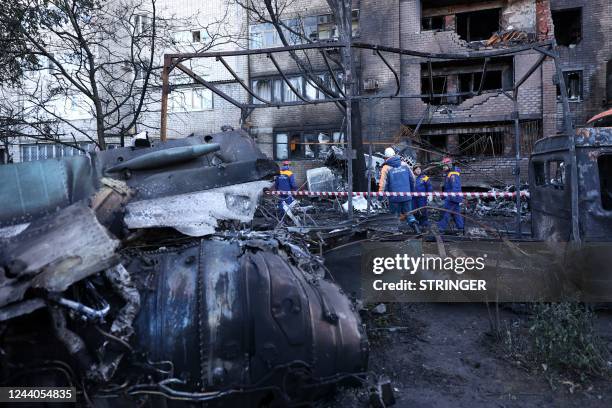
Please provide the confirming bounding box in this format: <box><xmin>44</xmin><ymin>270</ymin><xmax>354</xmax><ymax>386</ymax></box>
<box><xmin>529</xmin><ymin>303</ymin><xmax>608</xmax><ymax>376</ymax></box>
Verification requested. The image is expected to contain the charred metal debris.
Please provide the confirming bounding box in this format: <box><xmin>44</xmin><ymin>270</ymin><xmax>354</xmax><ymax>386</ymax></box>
<box><xmin>0</xmin><ymin>130</ymin><xmax>375</xmax><ymax>407</ymax></box>
<box><xmin>1</xmin><ymin>30</ymin><xmax>611</xmax><ymax>406</ymax></box>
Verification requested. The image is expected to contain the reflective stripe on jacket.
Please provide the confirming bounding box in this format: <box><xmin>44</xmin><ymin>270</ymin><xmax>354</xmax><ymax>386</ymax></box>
<box><xmin>443</xmin><ymin>167</ymin><xmax>463</xmax><ymax>203</ymax></box>
<box><xmin>275</xmin><ymin>166</ymin><xmax>297</xmax><ymax>192</ymax></box>
<box><xmin>414</xmin><ymin>174</ymin><xmax>433</xmax><ymax>207</ymax></box>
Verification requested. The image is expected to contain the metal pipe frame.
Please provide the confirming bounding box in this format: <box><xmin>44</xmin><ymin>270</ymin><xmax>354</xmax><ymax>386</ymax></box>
<box><xmin>217</xmin><ymin>56</ymin><xmax>274</xmax><ymax>105</ymax></box>
<box><xmin>160</xmin><ymin>41</ymin><xmax>556</xmax><ymax>115</ymax></box>
<box><xmin>267</xmin><ymin>53</ymin><xmax>315</xmax><ymax>104</ymax></box>
<box><xmin>159</xmin><ymin>39</ymin><xmax>570</xmax><ymax>228</ymax></box>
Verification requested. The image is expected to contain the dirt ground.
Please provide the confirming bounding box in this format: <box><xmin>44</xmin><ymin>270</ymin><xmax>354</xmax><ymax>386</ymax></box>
<box><xmin>331</xmin><ymin>303</ymin><xmax>612</xmax><ymax>408</ymax></box>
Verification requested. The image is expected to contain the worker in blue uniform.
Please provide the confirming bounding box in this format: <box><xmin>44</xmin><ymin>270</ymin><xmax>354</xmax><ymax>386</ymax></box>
<box><xmin>437</xmin><ymin>157</ymin><xmax>464</xmax><ymax>233</ymax></box>
<box><xmin>378</xmin><ymin>148</ymin><xmax>421</xmax><ymax>233</ymax></box>
<box><xmin>413</xmin><ymin>164</ymin><xmax>433</xmax><ymax>227</ymax></box>
<box><xmin>275</xmin><ymin>160</ymin><xmax>297</xmax><ymax>215</ymax></box>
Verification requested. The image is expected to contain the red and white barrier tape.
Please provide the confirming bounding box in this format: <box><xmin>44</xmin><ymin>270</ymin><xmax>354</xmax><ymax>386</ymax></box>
<box><xmin>266</xmin><ymin>190</ymin><xmax>530</xmax><ymax>199</ymax></box>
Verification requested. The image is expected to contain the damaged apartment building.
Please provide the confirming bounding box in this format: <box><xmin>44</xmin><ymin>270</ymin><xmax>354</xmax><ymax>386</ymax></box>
<box><xmin>243</xmin><ymin>0</ymin><xmax>612</xmax><ymax>187</ymax></box>
<box><xmin>7</xmin><ymin>0</ymin><xmax>611</xmax><ymax>192</ymax></box>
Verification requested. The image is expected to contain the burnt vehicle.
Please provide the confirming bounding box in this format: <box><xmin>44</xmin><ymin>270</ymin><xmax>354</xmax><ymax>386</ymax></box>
<box><xmin>528</xmin><ymin>126</ymin><xmax>612</xmax><ymax>300</ymax></box>
<box><xmin>529</xmin><ymin>127</ymin><xmax>612</xmax><ymax>242</ymax></box>
<box><xmin>0</xmin><ymin>130</ymin><xmax>368</xmax><ymax>406</ymax></box>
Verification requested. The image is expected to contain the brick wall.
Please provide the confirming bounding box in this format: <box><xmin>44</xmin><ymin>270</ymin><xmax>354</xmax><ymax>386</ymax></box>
<box><xmin>460</xmin><ymin>157</ymin><xmax>529</xmax><ymax>186</ymax></box>
<box><xmin>550</xmin><ymin>0</ymin><xmax>611</xmax><ymax>127</ymax></box>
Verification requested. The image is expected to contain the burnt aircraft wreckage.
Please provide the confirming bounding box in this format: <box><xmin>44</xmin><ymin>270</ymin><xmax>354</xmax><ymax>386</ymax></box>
<box><xmin>0</xmin><ymin>130</ymin><xmax>368</xmax><ymax>406</ymax></box>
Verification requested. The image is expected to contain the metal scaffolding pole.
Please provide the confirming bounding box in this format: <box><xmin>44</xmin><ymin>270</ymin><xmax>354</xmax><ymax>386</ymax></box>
<box><xmin>160</xmin><ymin>55</ymin><xmax>171</xmax><ymax>142</ymax></box>
<box><xmin>345</xmin><ymin>0</ymin><xmax>354</xmax><ymax>219</ymax></box>
<box><xmin>512</xmin><ymin>92</ymin><xmax>522</xmax><ymax>238</ymax></box>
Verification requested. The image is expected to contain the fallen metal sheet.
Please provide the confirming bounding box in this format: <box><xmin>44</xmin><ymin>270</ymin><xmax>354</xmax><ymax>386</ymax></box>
<box><xmin>342</xmin><ymin>195</ymin><xmax>370</xmax><ymax>212</ymax></box>
<box><xmin>0</xmin><ymin>201</ymin><xmax>120</xmax><ymax>304</ymax></box>
<box><xmin>124</xmin><ymin>180</ymin><xmax>272</xmax><ymax>236</ymax></box>
<box><xmin>0</xmin><ymin>155</ymin><xmax>96</xmax><ymax>227</ymax></box>
<box><xmin>129</xmin><ymin>158</ymin><xmax>278</xmax><ymax>200</ymax></box>
<box><xmin>0</xmin><ymin>131</ymin><xmax>278</xmax><ymax>229</ymax></box>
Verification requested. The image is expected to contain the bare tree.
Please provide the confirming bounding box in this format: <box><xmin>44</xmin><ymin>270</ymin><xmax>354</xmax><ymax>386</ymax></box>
<box><xmin>235</xmin><ymin>0</ymin><xmax>367</xmax><ymax>190</ymax></box>
<box><xmin>1</xmin><ymin>0</ymin><xmax>244</xmax><ymax>152</ymax></box>
<box><xmin>0</xmin><ymin>0</ymin><xmax>169</xmax><ymax>149</ymax></box>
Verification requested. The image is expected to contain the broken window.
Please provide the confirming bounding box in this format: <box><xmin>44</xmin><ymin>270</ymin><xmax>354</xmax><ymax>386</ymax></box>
<box><xmin>421</xmin><ymin>76</ymin><xmax>448</xmax><ymax>105</ymax></box>
<box><xmin>421</xmin><ymin>58</ymin><xmax>512</xmax><ymax>105</ymax></box>
<box><xmin>456</xmin><ymin>8</ymin><xmax>500</xmax><ymax>42</ymax></box>
<box><xmin>547</xmin><ymin>160</ymin><xmax>566</xmax><ymax>189</ymax></box>
<box><xmin>557</xmin><ymin>71</ymin><xmax>582</xmax><ymax>102</ymax></box>
<box><xmin>533</xmin><ymin>160</ymin><xmax>566</xmax><ymax>188</ymax></box>
<box><xmin>533</xmin><ymin>161</ymin><xmax>546</xmax><ymax>186</ymax></box>
<box><xmin>458</xmin><ymin>132</ymin><xmax>504</xmax><ymax>157</ymax></box>
<box><xmin>599</xmin><ymin>155</ymin><xmax>612</xmax><ymax>211</ymax></box>
<box><xmin>420</xmin><ymin>134</ymin><xmax>447</xmax><ymax>162</ymax></box>
<box><xmin>422</xmin><ymin>16</ymin><xmax>444</xmax><ymax>31</ymax></box>
<box><xmin>274</xmin><ymin>130</ymin><xmax>342</xmax><ymax>160</ymax></box>
<box><xmin>458</xmin><ymin>71</ymin><xmax>503</xmax><ymax>94</ymax></box>
<box><xmin>552</xmin><ymin>8</ymin><xmax>582</xmax><ymax>47</ymax></box>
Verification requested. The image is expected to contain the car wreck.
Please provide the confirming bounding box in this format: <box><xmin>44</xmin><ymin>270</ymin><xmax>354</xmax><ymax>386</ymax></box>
<box><xmin>0</xmin><ymin>130</ymin><xmax>368</xmax><ymax>406</ymax></box>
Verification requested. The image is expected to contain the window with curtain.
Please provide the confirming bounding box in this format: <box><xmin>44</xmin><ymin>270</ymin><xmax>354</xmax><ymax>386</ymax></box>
<box><xmin>283</xmin><ymin>77</ymin><xmax>303</xmax><ymax>102</ymax></box>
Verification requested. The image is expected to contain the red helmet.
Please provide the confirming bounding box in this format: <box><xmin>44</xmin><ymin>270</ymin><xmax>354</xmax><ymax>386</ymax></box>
<box><xmin>282</xmin><ymin>160</ymin><xmax>290</xmax><ymax>166</ymax></box>
<box><xmin>441</xmin><ymin>157</ymin><xmax>453</xmax><ymax>165</ymax></box>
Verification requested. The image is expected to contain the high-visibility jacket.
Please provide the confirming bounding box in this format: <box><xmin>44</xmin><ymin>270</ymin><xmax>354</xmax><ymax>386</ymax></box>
<box><xmin>378</xmin><ymin>156</ymin><xmax>415</xmax><ymax>203</ymax></box>
<box><xmin>443</xmin><ymin>167</ymin><xmax>463</xmax><ymax>203</ymax></box>
<box><xmin>275</xmin><ymin>166</ymin><xmax>297</xmax><ymax>193</ymax></box>
<box><xmin>414</xmin><ymin>174</ymin><xmax>433</xmax><ymax>208</ymax></box>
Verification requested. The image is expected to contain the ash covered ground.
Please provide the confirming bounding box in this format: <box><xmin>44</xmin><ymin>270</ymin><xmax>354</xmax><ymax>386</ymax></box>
<box><xmin>329</xmin><ymin>303</ymin><xmax>612</xmax><ymax>408</ymax></box>
<box><xmin>261</xmin><ymin>197</ymin><xmax>612</xmax><ymax>408</ymax></box>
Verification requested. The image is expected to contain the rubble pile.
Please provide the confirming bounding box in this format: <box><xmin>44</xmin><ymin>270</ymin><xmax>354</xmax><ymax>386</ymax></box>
<box><xmin>0</xmin><ymin>131</ymin><xmax>368</xmax><ymax>407</ymax></box>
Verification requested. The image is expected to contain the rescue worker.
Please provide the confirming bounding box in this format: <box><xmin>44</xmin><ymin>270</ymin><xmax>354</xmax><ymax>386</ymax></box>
<box><xmin>378</xmin><ymin>147</ymin><xmax>421</xmax><ymax>233</ymax></box>
<box><xmin>413</xmin><ymin>164</ymin><xmax>433</xmax><ymax>227</ymax></box>
<box><xmin>275</xmin><ymin>160</ymin><xmax>297</xmax><ymax>215</ymax></box>
<box><xmin>437</xmin><ymin>157</ymin><xmax>465</xmax><ymax>233</ymax></box>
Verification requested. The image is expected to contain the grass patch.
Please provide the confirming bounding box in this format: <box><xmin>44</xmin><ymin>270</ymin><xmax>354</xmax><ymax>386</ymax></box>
<box><xmin>494</xmin><ymin>303</ymin><xmax>610</xmax><ymax>388</ymax></box>
<box><xmin>529</xmin><ymin>303</ymin><xmax>608</xmax><ymax>378</ymax></box>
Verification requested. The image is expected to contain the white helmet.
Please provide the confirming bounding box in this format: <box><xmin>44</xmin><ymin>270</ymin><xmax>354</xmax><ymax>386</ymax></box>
<box><xmin>384</xmin><ymin>147</ymin><xmax>396</xmax><ymax>158</ymax></box>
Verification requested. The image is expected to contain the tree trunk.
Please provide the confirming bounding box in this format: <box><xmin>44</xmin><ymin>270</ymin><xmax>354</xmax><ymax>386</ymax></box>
<box><xmin>95</xmin><ymin>100</ymin><xmax>106</xmax><ymax>150</ymax></box>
